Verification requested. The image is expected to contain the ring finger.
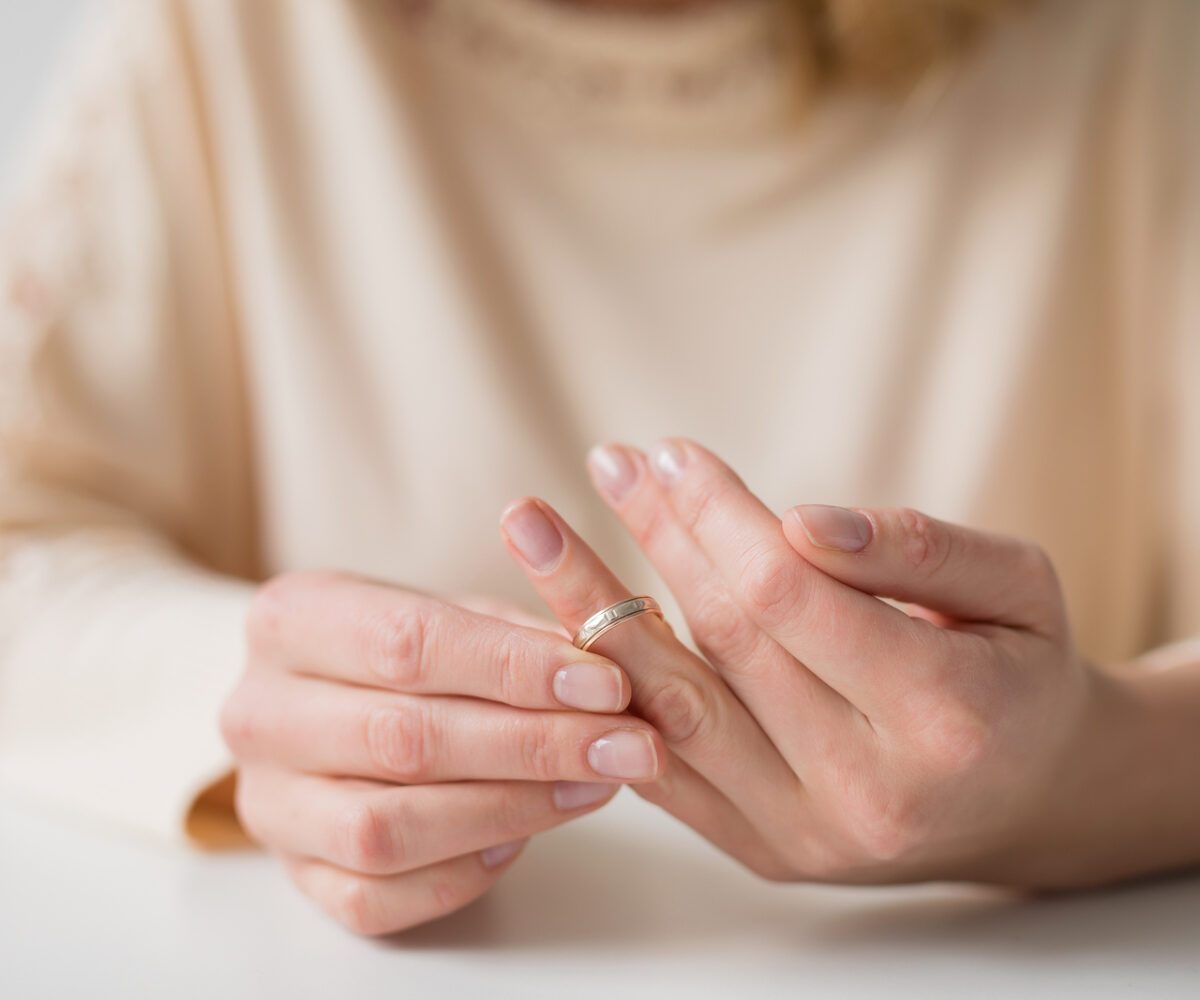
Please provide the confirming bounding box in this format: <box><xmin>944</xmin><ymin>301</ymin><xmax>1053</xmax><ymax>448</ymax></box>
<box><xmin>499</xmin><ymin>496</ymin><xmax>800</xmax><ymax>823</ymax></box>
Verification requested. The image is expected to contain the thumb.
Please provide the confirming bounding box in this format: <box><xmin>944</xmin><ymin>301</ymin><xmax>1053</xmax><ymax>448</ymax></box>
<box><xmin>782</xmin><ymin>504</ymin><xmax>1067</xmax><ymax>638</ymax></box>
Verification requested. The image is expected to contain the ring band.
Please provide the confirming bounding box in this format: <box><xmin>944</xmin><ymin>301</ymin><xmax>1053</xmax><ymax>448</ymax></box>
<box><xmin>572</xmin><ymin>596</ymin><xmax>664</xmax><ymax>651</ymax></box>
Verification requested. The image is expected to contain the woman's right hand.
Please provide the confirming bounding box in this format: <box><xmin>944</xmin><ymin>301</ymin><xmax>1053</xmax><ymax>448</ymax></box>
<box><xmin>219</xmin><ymin>570</ymin><xmax>665</xmax><ymax>936</ymax></box>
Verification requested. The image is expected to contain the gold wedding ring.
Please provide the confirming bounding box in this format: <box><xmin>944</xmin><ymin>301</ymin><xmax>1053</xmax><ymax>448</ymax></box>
<box><xmin>572</xmin><ymin>596</ymin><xmax>665</xmax><ymax>651</ymax></box>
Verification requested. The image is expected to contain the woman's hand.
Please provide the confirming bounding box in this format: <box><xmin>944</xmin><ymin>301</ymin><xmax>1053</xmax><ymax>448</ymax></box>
<box><xmin>500</xmin><ymin>439</ymin><xmax>1194</xmax><ymax>889</ymax></box>
<box><xmin>219</xmin><ymin>570</ymin><xmax>667</xmax><ymax>935</ymax></box>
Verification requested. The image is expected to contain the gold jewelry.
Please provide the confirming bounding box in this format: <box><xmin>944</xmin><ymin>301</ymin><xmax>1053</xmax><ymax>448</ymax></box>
<box><xmin>572</xmin><ymin>596</ymin><xmax>664</xmax><ymax>651</ymax></box>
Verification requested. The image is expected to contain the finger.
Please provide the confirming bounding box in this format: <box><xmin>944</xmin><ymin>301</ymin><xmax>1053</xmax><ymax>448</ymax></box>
<box><xmin>237</xmin><ymin>767</ymin><xmax>616</xmax><ymax>875</ymax></box>
<box><xmin>645</xmin><ymin>438</ymin><xmax>938</xmax><ymax>715</ymax></box>
<box><xmin>634</xmin><ymin>753</ymin><xmax>793</xmax><ymax>881</ymax></box>
<box><xmin>587</xmin><ymin>443</ymin><xmax>859</xmax><ymax>768</ymax></box>
<box><xmin>446</xmin><ymin>593</ymin><xmax>568</xmax><ymax>635</ymax></box>
<box><xmin>222</xmin><ymin>675</ymin><xmax>666</xmax><ymax>784</ymax></box>
<box><xmin>499</xmin><ymin>496</ymin><xmax>800</xmax><ymax>822</ymax></box>
<box><xmin>283</xmin><ymin>841</ymin><xmax>526</xmax><ymax>937</ymax></box>
<box><xmin>246</xmin><ymin>571</ymin><xmax>631</xmax><ymax>713</ymax></box>
<box><xmin>784</xmin><ymin>504</ymin><xmax>1068</xmax><ymax>638</ymax></box>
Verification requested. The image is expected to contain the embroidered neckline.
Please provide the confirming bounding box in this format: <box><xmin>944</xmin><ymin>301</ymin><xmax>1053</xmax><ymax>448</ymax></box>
<box><xmin>396</xmin><ymin>0</ymin><xmax>812</xmax><ymax>140</ymax></box>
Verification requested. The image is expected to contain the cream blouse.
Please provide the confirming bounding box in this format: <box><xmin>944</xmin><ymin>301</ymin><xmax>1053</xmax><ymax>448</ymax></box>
<box><xmin>0</xmin><ymin>0</ymin><xmax>1197</xmax><ymax>841</ymax></box>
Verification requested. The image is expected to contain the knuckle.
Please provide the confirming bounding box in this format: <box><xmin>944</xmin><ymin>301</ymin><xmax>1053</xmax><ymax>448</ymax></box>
<box><xmin>758</xmin><ymin>809</ymin><xmax>844</xmax><ymax>883</ymax></box>
<box><xmin>332</xmin><ymin>875</ymin><xmax>389</xmax><ymax>937</ymax></box>
<box><xmin>638</xmin><ymin>674</ymin><xmax>710</xmax><ymax>747</ymax></box>
<box><xmin>245</xmin><ymin>576</ymin><xmax>293</xmax><ymax>652</ymax></box>
<box><xmin>368</xmin><ymin>605</ymin><xmax>429</xmax><ymax>689</ymax></box>
<box><xmin>493</xmin><ymin>632</ymin><xmax>532</xmax><ymax>707</ymax></box>
<box><xmin>689</xmin><ymin>590</ymin><xmax>756</xmax><ymax>666</ymax></box>
<box><xmin>246</xmin><ymin>570</ymin><xmax>349</xmax><ymax>653</ymax></box>
<box><xmin>827</xmin><ymin>761</ymin><xmax>928</xmax><ymax>867</ymax></box>
<box><xmin>737</xmin><ymin>543</ymin><xmax>803</xmax><ymax>625</ymax></box>
<box><xmin>894</xmin><ymin>507</ymin><xmax>953</xmax><ymax>579</ymax></box>
<box><xmin>516</xmin><ymin>716</ymin><xmax>557</xmax><ymax>781</ymax></box>
<box><xmin>218</xmin><ymin>693</ymin><xmax>257</xmax><ymax>757</ymax></box>
<box><xmin>676</xmin><ymin>478</ymin><xmax>725</xmax><ymax>537</ymax></box>
<box><xmin>915</xmin><ymin>703</ymin><xmax>993</xmax><ymax>775</ymax></box>
<box><xmin>848</xmin><ymin>783</ymin><xmax>928</xmax><ymax>865</ymax></box>
<box><xmin>492</xmin><ymin>787</ymin><xmax>535</xmax><ymax>838</ymax></box>
<box><xmin>364</xmin><ymin>702</ymin><xmax>431</xmax><ymax>782</ymax></box>
<box><xmin>335</xmin><ymin>800</ymin><xmax>402</xmax><ymax>874</ymax></box>
<box><xmin>428</xmin><ymin>874</ymin><xmax>473</xmax><ymax>916</ymax></box>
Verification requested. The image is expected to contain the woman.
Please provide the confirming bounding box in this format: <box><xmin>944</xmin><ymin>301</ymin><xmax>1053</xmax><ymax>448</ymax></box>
<box><xmin>0</xmin><ymin>0</ymin><xmax>1197</xmax><ymax>935</ymax></box>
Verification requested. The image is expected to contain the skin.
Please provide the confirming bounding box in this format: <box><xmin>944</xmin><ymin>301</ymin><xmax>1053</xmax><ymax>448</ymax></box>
<box><xmin>220</xmin><ymin>575</ymin><xmax>667</xmax><ymax>936</ymax></box>
<box><xmin>220</xmin><ymin>0</ymin><xmax>1188</xmax><ymax>928</ymax></box>
<box><xmin>222</xmin><ymin>436</ymin><xmax>1200</xmax><ymax>934</ymax></box>
<box><xmin>561</xmin><ymin>439</ymin><xmax>1200</xmax><ymax>889</ymax></box>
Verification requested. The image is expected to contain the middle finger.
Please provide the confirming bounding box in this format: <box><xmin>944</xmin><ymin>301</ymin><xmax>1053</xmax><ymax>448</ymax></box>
<box><xmin>588</xmin><ymin>443</ymin><xmax>859</xmax><ymax>771</ymax></box>
<box><xmin>225</xmin><ymin>675</ymin><xmax>667</xmax><ymax>785</ymax></box>
<box><xmin>642</xmin><ymin>438</ymin><xmax>935</xmax><ymax>719</ymax></box>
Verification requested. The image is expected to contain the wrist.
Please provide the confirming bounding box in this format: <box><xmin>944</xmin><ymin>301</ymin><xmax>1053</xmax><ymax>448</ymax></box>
<box><xmin>998</xmin><ymin>660</ymin><xmax>1200</xmax><ymax>890</ymax></box>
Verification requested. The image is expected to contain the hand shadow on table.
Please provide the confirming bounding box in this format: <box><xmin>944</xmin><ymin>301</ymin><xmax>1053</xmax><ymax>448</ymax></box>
<box><xmin>387</xmin><ymin>821</ymin><xmax>1200</xmax><ymax>958</ymax></box>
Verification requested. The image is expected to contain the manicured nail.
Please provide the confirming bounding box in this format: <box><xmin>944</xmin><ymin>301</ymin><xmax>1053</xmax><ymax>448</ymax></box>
<box><xmin>553</xmin><ymin>781</ymin><xmax>616</xmax><ymax>811</ymax></box>
<box><xmin>587</xmin><ymin>444</ymin><xmax>639</xmax><ymax>502</ymax></box>
<box><xmin>501</xmin><ymin>500</ymin><xmax>564</xmax><ymax>571</ymax></box>
<box><xmin>587</xmin><ymin>729</ymin><xmax>658</xmax><ymax>780</ymax></box>
<box><xmin>481</xmin><ymin>838</ymin><xmax>527</xmax><ymax>869</ymax></box>
<box><xmin>554</xmin><ymin>662</ymin><xmax>625</xmax><ymax>712</ymax></box>
<box><xmin>649</xmin><ymin>441</ymin><xmax>686</xmax><ymax>485</ymax></box>
<box><xmin>793</xmin><ymin>504</ymin><xmax>873</xmax><ymax>552</ymax></box>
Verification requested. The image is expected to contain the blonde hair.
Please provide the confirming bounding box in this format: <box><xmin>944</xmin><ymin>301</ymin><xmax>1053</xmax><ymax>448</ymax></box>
<box><xmin>796</xmin><ymin>0</ymin><xmax>1025</xmax><ymax>91</ymax></box>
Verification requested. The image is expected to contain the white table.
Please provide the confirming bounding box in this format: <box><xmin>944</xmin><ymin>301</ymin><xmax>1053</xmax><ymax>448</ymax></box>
<box><xmin>2</xmin><ymin>791</ymin><xmax>1197</xmax><ymax>999</ymax></box>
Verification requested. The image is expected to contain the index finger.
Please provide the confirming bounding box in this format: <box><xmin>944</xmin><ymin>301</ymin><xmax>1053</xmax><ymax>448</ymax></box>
<box><xmin>646</xmin><ymin>439</ymin><xmax>937</xmax><ymax>713</ymax></box>
<box><xmin>245</xmin><ymin>570</ymin><xmax>631</xmax><ymax>713</ymax></box>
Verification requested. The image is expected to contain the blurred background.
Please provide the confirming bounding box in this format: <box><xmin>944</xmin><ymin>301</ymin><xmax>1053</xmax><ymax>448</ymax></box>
<box><xmin>0</xmin><ymin>1</ymin><xmax>92</xmax><ymax>181</ymax></box>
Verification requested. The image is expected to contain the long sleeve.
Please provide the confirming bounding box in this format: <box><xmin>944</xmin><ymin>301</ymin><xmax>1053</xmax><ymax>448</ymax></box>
<box><xmin>1162</xmin><ymin>6</ymin><xmax>1200</xmax><ymax>657</ymax></box>
<box><xmin>0</xmin><ymin>1</ymin><xmax>257</xmax><ymax>841</ymax></box>
<box><xmin>1111</xmin><ymin>1</ymin><xmax>1200</xmax><ymax>669</ymax></box>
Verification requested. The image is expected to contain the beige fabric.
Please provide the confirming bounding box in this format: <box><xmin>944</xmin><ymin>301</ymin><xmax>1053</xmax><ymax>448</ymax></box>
<box><xmin>0</xmin><ymin>0</ymin><xmax>1196</xmax><ymax>841</ymax></box>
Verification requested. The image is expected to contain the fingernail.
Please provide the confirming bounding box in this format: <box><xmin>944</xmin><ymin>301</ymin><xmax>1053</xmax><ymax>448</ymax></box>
<box><xmin>481</xmin><ymin>838</ymin><xmax>527</xmax><ymax>869</ymax></box>
<box><xmin>649</xmin><ymin>441</ymin><xmax>686</xmax><ymax>485</ymax></box>
<box><xmin>501</xmin><ymin>500</ymin><xmax>564</xmax><ymax>571</ymax></box>
<box><xmin>587</xmin><ymin>444</ymin><xmax>639</xmax><ymax>502</ymax></box>
<box><xmin>554</xmin><ymin>662</ymin><xmax>625</xmax><ymax>712</ymax></box>
<box><xmin>587</xmin><ymin>729</ymin><xmax>658</xmax><ymax>780</ymax></box>
<box><xmin>553</xmin><ymin>781</ymin><xmax>616</xmax><ymax>811</ymax></box>
<box><xmin>793</xmin><ymin>504</ymin><xmax>873</xmax><ymax>552</ymax></box>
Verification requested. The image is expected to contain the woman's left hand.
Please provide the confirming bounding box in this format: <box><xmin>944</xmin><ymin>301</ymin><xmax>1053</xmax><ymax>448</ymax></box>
<box><xmin>500</xmin><ymin>439</ymin><xmax>1146</xmax><ymax>890</ymax></box>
